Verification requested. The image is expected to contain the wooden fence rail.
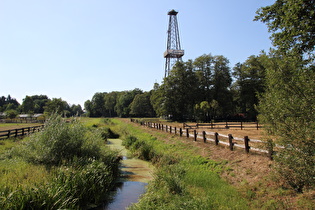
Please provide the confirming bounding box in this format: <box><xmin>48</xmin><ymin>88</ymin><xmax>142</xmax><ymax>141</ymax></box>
<box><xmin>0</xmin><ymin>125</ymin><xmax>44</xmax><ymax>140</ymax></box>
<box><xmin>130</xmin><ymin>119</ymin><xmax>274</xmax><ymax>160</ymax></box>
<box><xmin>183</xmin><ymin>121</ymin><xmax>260</xmax><ymax>130</ymax></box>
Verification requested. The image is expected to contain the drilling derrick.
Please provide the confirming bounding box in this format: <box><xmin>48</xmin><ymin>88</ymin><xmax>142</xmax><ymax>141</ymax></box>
<box><xmin>164</xmin><ymin>9</ymin><xmax>184</xmax><ymax>77</ymax></box>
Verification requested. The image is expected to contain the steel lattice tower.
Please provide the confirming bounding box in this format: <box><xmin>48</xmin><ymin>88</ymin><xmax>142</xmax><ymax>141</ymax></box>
<box><xmin>164</xmin><ymin>9</ymin><xmax>184</xmax><ymax>77</ymax></box>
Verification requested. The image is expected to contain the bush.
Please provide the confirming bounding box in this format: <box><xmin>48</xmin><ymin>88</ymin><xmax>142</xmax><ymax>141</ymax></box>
<box><xmin>15</xmin><ymin>114</ymin><xmax>107</xmax><ymax>166</ymax></box>
<box><xmin>122</xmin><ymin>135</ymin><xmax>156</xmax><ymax>161</ymax></box>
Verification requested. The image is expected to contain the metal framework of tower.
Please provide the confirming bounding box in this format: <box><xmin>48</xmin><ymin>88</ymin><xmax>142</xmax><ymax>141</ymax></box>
<box><xmin>164</xmin><ymin>9</ymin><xmax>184</xmax><ymax>78</ymax></box>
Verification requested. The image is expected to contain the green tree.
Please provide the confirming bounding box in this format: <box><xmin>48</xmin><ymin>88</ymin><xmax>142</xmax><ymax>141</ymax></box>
<box><xmin>44</xmin><ymin>98</ymin><xmax>68</xmax><ymax>116</ymax></box>
<box><xmin>258</xmin><ymin>53</ymin><xmax>315</xmax><ymax>191</ymax></box>
<box><xmin>194</xmin><ymin>101</ymin><xmax>211</xmax><ymax>122</ymax></box>
<box><xmin>32</xmin><ymin>95</ymin><xmax>49</xmax><ymax>113</ymax></box>
<box><xmin>256</xmin><ymin>0</ymin><xmax>315</xmax><ymax>192</ymax></box>
<box><xmin>91</xmin><ymin>92</ymin><xmax>107</xmax><ymax>117</ymax></box>
<box><xmin>163</xmin><ymin>61</ymin><xmax>198</xmax><ymax>121</ymax></box>
<box><xmin>232</xmin><ymin>54</ymin><xmax>267</xmax><ymax>120</ymax></box>
<box><xmin>193</xmin><ymin>54</ymin><xmax>214</xmax><ymax>102</ymax></box>
<box><xmin>0</xmin><ymin>95</ymin><xmax>20</xmax><ymax>111</ymax></box>
<box><xmin>70</xmin><ymin>104</ymin><xmax>84</xmax><ymax>116</ymax></box>
<box><xmin>130</xmin><ymin>92</ymin><xmax>155</xmax><ymax>117</ymax></box>
<box><xmin>5</xmin><ymin>109</ymin><xmax>18</xmax><ymax>119</ymax></box>
<box><xmin>150</xmin><ymin>83</ymin><xmax>167</xmax><ymax>117</ymax></box>
<box><xmin>255</xmin><ymin>0</ymin><xmax>315</xmax><ymax>59</ymax></box>
<box><xmin>212</xmin><ymin>55</ymin><xmax>233</xmax><ymax>117</ymax></box>
<box><xmin>21</xmin><ymin>96</ymin><xmax>34</xmax><ymax>113</ymax></box>
<box><xmin>104</xmin><ymin>92</ymin><xmax>118</xmax><ymax>117</ymax></box>
<box><xmin>115</xmin><ymin>89</ymin><xmax>143</xmax><ymax>117</ymax></box>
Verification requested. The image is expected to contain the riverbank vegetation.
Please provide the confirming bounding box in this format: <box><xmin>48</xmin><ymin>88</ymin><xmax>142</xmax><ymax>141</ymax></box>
<box><xmin>0</xmin><ymin>115</ymin><xmax>121</xmax><ymax>209</ymax></box>
<box><xmin>110</xmin><ymin>118</ymin><xmax>314</xmax><ymax>209</ymax></box>
<box><xmin>110</xmin><ymin>119</ymin><xmax>248</xmax><ymax>209</ymax></box>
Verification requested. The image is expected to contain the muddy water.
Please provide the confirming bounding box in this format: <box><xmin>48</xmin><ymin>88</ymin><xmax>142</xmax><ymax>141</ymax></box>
<box><xmin>104</xmin><ymin>139</ymin><xmax>154</xmax><ymax>210</ymax></box>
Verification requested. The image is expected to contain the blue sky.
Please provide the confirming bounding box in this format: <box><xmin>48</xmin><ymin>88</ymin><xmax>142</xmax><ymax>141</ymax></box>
<box><xmin>0</xmin><ymin>0</ymin><xmax>274</xmax><ymax>107</ymax></box>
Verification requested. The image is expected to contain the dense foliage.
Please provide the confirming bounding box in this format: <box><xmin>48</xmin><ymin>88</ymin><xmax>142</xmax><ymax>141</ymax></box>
<box><xmin>258</xmin><ymin>54</ymin><xmax>315</xmax><ymax>192</ymax></box>
<box><xmin>256</xmin><ymin>0</ymin><xmax>315</xmax><ymax>192</ymax></box>
<box><xmin>255</xmin><ymin>0</ymin><xmax>315</xmax><ymax>59</ymax></box>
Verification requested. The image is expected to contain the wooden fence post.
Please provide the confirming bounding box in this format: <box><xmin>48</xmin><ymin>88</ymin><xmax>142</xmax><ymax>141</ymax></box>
<box><xmin>174</xmin><ymin>127</ymin><xmax>177</xmax><ymax>134</ymax></box>
<box><xmin>170</xmin><ymin>126</ymin><xmax>172</xmax><ymax>133</ymax></box>
<box><xmin>186</xmin><ymin>128</ymin><xmax>189</xmax><ymax>138</ymax></box>
<box><xmin>179</xmin><ymin>128</ymin><xmax>183</xmax><ymax>137</ymax></box>
<box><xmin>211</xmin><ymin>121</ymin><xmax>214</xmax><ymax>129</ymax></box>
<box><xmin>267</xmin><ymin>139</ymin><xmax>274</xmax><ymax>160</ymax></box>
<box><xmin>244</xmin><ymin>136</ymin><xmax>250</xmax><ymax>154</ymax></box>
<box><xmin>228</xmin><ymin>134</ymin><xmax>234</xmax><ymax>151</ymax></box>
<box><xmin>215</xmin><ymin>132</ymin><xmax>219</xmax><ymax>145</ymax></box>
<box><xmin>194</xmin><ymin>130</ymin><xmax>197</xmax><ymax>141</ymax></box>
<box><xmin>22</xmin><ymin>128</ymin><xmax>25</xmax><ymax>136</ymax></box>
<box><xmin>15</xmin><ymin>129</ymin><xmax>18</xmax><ymax>137</ymax></box>
<box><xmin>7</xmin><ymin>130</ymin><xmax>10</xmax><ymax>138</ymax></box>
<box><xmin>241</xmin><ymin>121</ymin><xmax>243</xmax><ymax>130</ymax></box>
<box><xmin>203</xmin><ymin>131</ymin><xmax>206</xmax><ymax>143</ymax></box>
<box><xmin>256</xmin><ymin>121</ymin><xmax>259</xmax><ymax>130</ymax></box>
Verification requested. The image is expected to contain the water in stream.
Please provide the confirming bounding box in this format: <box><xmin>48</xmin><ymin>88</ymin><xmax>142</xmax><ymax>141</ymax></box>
<box><xmin>103</xmin><ymin>139</ymin><xmax>154</xmax><ymax>210</ymax></box>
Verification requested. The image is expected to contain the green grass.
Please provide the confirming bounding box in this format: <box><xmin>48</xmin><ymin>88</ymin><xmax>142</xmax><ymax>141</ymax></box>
<box><xmin>111</xmin><ymin>118</ymin><xmax>249</xmax><ymax>209</ymax></box>
<box><xmin>0</xmin><ymin>116</ymin><xmax>121</xmax><ymax>209</ymax></box>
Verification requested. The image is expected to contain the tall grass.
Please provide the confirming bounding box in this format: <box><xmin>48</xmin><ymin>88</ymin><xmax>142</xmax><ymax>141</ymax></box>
<box><xmin>0</xmin><ymin>116</ymin><xmax>121</xmax><ymax>209</ymax></box>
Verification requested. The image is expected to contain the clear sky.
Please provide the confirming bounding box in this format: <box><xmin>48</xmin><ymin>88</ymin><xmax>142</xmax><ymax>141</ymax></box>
<box><xmin>0</xmin><ymin>0</ymin><xmax>274</xmax><ymax>107</ymax></box>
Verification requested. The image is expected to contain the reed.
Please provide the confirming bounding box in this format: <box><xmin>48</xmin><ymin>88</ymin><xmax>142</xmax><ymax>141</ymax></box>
<box><xmin>0</xmin><ymin>116</ymin><xmax>121</xmax><ymax>209</ymax></box>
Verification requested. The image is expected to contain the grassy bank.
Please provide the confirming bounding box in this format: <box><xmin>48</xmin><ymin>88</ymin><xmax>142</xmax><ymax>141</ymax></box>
<box><xmin>0</xmin><ymin>116</ymin><xmax>121</xmax><ymax>209</ymax></box>
<box><xmin>110</xmin><ymin>118</ymin><xmax>314</xmax><ymax>209</ymax></box>
<box><xmin>109</xmin><ymin>118</ymin><xmax>249</xmax><ymax>209</ymax></box>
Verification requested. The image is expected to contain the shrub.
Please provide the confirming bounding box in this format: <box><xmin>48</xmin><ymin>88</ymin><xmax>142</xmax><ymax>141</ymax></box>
<box><xmin>258</xmin><ymin>55</ymin><xmax>315</xmax><ymax>192</ymax></box>
<box><xmin>122</xmin><ymin>135</ymin><xmax>138</xmax><ymax>148</ymax></box>
<box><xmin>122</xmin><ymin>135</ymin><xmax>156</xmax><ymax>161</ymax></box>
<box><xmin>15</xmin><ymin>114</ymin><xmax>107</xmax><ymax>166</ymax></box>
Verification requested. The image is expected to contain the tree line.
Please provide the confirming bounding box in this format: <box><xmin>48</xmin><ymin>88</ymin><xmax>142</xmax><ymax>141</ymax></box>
<box><xmin>0</xmin><ymin>95</ymin><xmax>84</xmax><ymax>119</ymax></box>
<box><xmin>84</xmin><ymin>53</ymin><xmax>266</xmax><ymax>122</ymax></box>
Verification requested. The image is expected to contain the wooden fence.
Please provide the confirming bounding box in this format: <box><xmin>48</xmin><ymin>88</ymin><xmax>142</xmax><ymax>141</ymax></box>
<box><xmin>183</xmin><ymin>121</ymin><xmax>260</xmax><ymax>130</ymax></box>
<box><xmin>0</xmin><ymin>125</ymin><xmax>44</xmax><ymax>140</ymax></box>
<box><xmin>130</xmin><ymin>119</ymin><xmax>274</xmax><ymax>160</ymax></box>
<box><xmin>0</xmin><ymin>119</ymin><xmax>45</xmax><ymax>124</ymax></box>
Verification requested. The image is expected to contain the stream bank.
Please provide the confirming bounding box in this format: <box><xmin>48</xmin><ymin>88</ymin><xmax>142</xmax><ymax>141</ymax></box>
<box><xmin>104</xmin><ymin>139</ymin><xmax>154</xmax><ymax>210</ymax></box>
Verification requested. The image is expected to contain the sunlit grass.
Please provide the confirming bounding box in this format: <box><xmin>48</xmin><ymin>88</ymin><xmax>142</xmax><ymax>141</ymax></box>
<box><xmin>112</xmin><ymin>118</ymin><xmax>249</xmax><ymax>209</ymax></box>
<box><xmin>0</xmin><ymin>116</ymin><xmax>121</xmax><ymax>209</ymax></box>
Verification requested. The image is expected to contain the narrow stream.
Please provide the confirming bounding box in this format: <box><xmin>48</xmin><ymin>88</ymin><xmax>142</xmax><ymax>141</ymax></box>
<box><xmin>103</xmin><ymin>139</ymin><xmax>154</xmax><ymax>210</ymax></box>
